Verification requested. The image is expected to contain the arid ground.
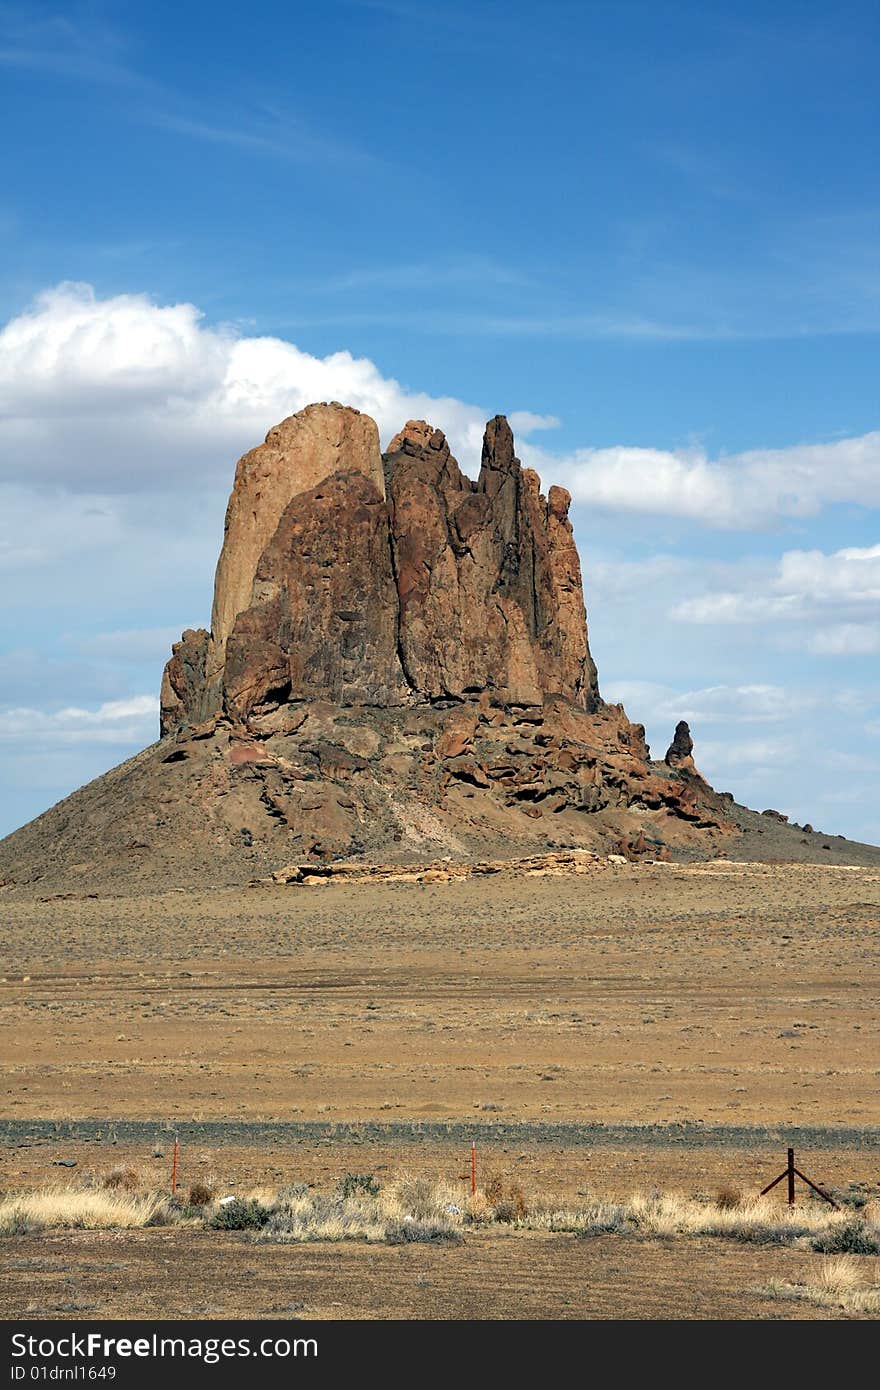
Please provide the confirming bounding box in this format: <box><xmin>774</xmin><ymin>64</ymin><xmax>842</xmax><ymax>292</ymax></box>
<box><xmin>2</xmin><ymin>858</ymin><xmax>879</xmax><ymax>1319</ymax></box>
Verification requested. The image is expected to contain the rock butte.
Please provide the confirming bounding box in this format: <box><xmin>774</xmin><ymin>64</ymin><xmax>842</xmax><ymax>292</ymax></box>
<box><xmin>4</xmin><ymin>401</ymin><xmax>875</xmax><ymax>895</ymax></box>
<box><xmin>161</xmin><ymin>403</ymin><xmax>598</xmax><ymax>731</ymax></box>
<box><xmin>149</xmin><ymin>402</ymin><xmax>743</xmax><ymax>867</ymax></box>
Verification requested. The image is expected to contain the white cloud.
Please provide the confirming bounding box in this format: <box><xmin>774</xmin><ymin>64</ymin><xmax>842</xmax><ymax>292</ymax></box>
<box><xmin>1</xmin><ymin>283</ymin><xmax>879</xmax><ymax>530</ymax></box>
<box><xmin>806</xmin><ymin>623</ymin><xmax>880</xmax><ymax>655</ymax></box>
<box><xmin>697</xmin><ymin>735</ymin><xmax>801</xmax><ymax>769</ymax></box>
<box><xmin>603</xmin><ymin>679</ymin><xmax>807</xmax><ymax>727</ymax></box>
<box><xmin>0</xmin><ymin>283</ymin><xmax>490</xmax><ymax>491</ymax></box>
<box><xmin>673</xmin><ymin>592</ymin><xmax>798</xmax><ymax>623</ymax></box>
<box><xmin>777</xmin><ymin>544</ymin><xmax>880</xmax><ymax>602</ymax></box>
<box><xmin>0</xmin><ymin>695</ymin><xmax>159</xmax><ymax>745</ymax></box>
<box><xmin>507</xmin><ymin>411</ymin><xmax>560</xmax><ymax>436</ymax></box>
<box><xmin>673</xmin><ymin>543</ymin><xmax>880</xmax><ymax>652</ymax></box>
<box><xmin>522</xmin><ymin>435</ymin><xmax>880</xmax><ymax>528</ymax></box>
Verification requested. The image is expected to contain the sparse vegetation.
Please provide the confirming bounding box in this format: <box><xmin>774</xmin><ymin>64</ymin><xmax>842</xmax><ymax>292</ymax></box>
<box><xmin>102</xmin><ymin>1166</ymin><xmax>141</xmax><ymax>1192</ymax></box>
<box><xmin>3</xmin><ymin>1175</ymin><xmax>879</xmax><ymax>1281</ymax></box>
<box><xmin>337</xmin><ymin>1172</ymin><xmax>380</xmax><ymax>1199</ymax></box>
<box><xmin>0</xmin><ymin>1187</ymin><xmax>167</xmax><ymax>1234</ymax></box>
<box><xmin>811</xmin><ymin>1218</ymin><xmax>880</xmax><ymax>1256</ymax></box>
<box><xmin>208</xmin><ymin>1197</ymin><xmax>270</xmax><ymax>1231</ymax></box>
<box><xmin>716</xmin><ymin>1186</ymin><xmax>742</xmax><ymax>1211</ymax></box>
<box><xmin>759</xmin><ymin>1257</ymin><xmax>880</xmax><ymax>1315</ymax></box>
<box><xmin>522</xmin><ymin>1190</ymin><xmax>880</xmax><ymax>1252</ymax></box>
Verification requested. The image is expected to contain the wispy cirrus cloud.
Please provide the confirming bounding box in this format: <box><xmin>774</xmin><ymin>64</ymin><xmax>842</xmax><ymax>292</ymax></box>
<box><xmin>274</xmin><ymin>307</ymin><xmax>723</xmax><ymax>341</ymax></box>
<box><xmin>309</xmin><ymin>257</ymin><xmax>532</xmax><ymax>293</ymax></box>
<box><xmin>0</xmin><ymin>3</ymin><xmax>140</xmax><ymax>85</ymax></box>
<box><xmin>0</xmin><ymin>6</ymin><xmax>375</xmax><ymax>170</ymax></box>
<box><xmin>148</xmin><ymin>107</ymin><xmax>380</xmax><ymax>170</ymax></box>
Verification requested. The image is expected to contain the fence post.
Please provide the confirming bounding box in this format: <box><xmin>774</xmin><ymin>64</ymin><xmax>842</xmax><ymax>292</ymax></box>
<box><xmin>171</xmin><ymin>1136</ymin><xmax>179</xmax><ymax>1197</ymax></box>
<box><xmin>471</xmin><ymin>1141</ymin><xmax>477</xmax><ymax>1198</ymax></box>
<box><xmin>759</xmin><ymin>1147</ymin><xmax>839</xmax><ymax>1209</ymax></box>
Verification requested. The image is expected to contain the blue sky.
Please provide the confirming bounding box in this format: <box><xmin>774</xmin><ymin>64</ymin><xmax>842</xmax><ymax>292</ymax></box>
<box><xmin>1</xmin><ymin>0</ymin><xmax>878</xmax><ymax>842</ymax></box>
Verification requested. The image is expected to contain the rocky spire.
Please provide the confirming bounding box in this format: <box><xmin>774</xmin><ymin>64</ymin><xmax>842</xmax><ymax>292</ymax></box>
<box><xmin>665</xmin><ymin>720</ymin><xmax>696</xmax><ymax>772</ymax></box>
<box><xmin>161</xmin><ymin>402</ymin><xmax>601</xmax><ymax>735</ymax></box>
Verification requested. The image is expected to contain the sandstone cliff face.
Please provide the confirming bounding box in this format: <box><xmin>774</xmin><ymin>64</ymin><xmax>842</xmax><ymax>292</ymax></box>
<box><xmin>203</xmin><ymin>403</ymin><xmax>385</xmax><ymax>712</ymax></box>
<box><xmin>161</xmin><ymin>403</ymin><xmax>600</xmax><ymax>734</ymax></box>
<box><xmin>224</xmin><ymin>471</ymin><xmax>407</xmax><ymax>719</ymax></box>
<box><xmin>385</xmin><ymin>417</ymin><xmax>598</xmax><ymax>708</ymax></box>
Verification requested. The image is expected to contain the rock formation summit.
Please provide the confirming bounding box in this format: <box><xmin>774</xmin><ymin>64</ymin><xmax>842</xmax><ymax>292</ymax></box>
<box><xmin>3</xmin><ymin>402</ymin><xmax>875</xmax><ymax>895</ymax></box>
<box><xmin>161</xmin><ymin>403</ymin><xmax>598</xmax><ymax>732</ymax></box>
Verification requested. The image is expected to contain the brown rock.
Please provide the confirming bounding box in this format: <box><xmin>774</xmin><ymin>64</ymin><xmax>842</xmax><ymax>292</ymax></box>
<box><xmin>159</xmin><ymin>628</ymin><xmax>208</xmax><ymax>735</ymax></box>
<box><xmin>228</xmin><ymin>743</ymin><xmax>276</xmax><ymax>766</ymax></box>
<box><xmin>163</xmin><ymin>406</ymin><xmax>604</xmax><ymax>734</ymax></box>
<box><xmin>224</xmin><ymin>471</ymin><xmax>408</xmax><ymax>720</ymax></box>
<box><xmin>435</xmin><ymin>708</ymin><xmax>480</xmax><ymax>760</ymax></box>
<box><xmin>385</xmin><ymin>415</ymin><xmax>599</xmax><ymax>709</ymax></box>
<box><xmin>205</xmin><ymin>403</ymin><xmax>385</xmax><ymax>707</ymax></box>
<box><xmin>445</xmin><ymin>757</ymin><xmax>490</xmax><ymax>788</ymax></box>
<box><xmin>664</xmin><ymin>720</ymin><xmax>698</xmax><ymax>775</ymax></box>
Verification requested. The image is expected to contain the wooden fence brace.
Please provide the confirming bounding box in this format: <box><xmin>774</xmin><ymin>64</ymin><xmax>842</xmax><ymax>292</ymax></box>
<box><xmin>759</xmin><ymin>1147</ymin><xmax>839</xmax><ymax>1209</ymax></box>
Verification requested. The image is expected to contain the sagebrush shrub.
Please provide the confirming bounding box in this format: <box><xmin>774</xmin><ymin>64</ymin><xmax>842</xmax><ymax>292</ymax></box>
<box><xmin>208</xmin><ymin>1198</ymin><xmax>270</xmax><ymax>1231</ymax></box>
<box><xmin>102</xmin><ymin>1167</ymin><xmax>140</xmax><ymax>1192</ymax></box>
<box><xmin>811</xmin><ymin>1219</ymin><xmax>880</xmax><ymax>1255</ymax></box>
<box><xmin>338</xmin><ymin>1173</ymin><xmax>379</xmax><ymax>1199</ymax></box>
<box><xmin>484</xmin><ymin>1176</ymin><xmax>527</xmax><ymax>1221</ymax></box>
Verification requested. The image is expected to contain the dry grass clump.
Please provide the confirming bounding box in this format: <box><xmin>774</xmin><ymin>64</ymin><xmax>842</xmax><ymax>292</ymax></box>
<box><xmin>102</xmin><ymin>1166</ymin><xmax>141</xmax><ymax>1192</ymax></box>
<box><xmin>526</xmin><ymin>1199</ymin><xmax>630</xmax><ymax>1236</ymax></box>
<box><xmin>621</xmin><ymin>1192</ymin><xmax>877</xmax><ymax>1246</ymax></box>
<box><xmin>521</xmin><ymin>1191</ymin><xmax>880</xmax><ymax>1251</ymax></box>
<box><xmin>716</xmin><ymin>1185</ymin><xmax>743</xmax><ymax>1211</ymax></box>
<box><xmin>0</xmin><ymin>1186</ymin><xmax>168</xmax><ymax>1234</ymax></box>
<box><xmin>760</xmin><ymin>1258</ymin><xmax>880</xmax><ymax>1315</ymax></box>
<box><xmin>258</xmin><ymin>1189</ymin><xmax>390</xmax><ymax>1243</ymax></box>
<box><xmin>818</xmin><ymin>1255</ymin><xmax>863</xmax><ymax>1293</ymax></box>
<box><xmin>384</xmin><ymin>1173</ymin><xmax>462</xmax><ymax>1223</ymax></box>
<box><xmin>187</xmin><ymin>1181</ymin><xmax>215</xmax><ymax>1208</ymax></box>
<box><xmin>483</xmin><ymin>1173</ymin><xmax>527</xmax><ymax>1223</ymax></box>
<box><xmin>257</xmin><ymin>1173</ymin><xmax>464</xmax><ymax>1245</ymax></box>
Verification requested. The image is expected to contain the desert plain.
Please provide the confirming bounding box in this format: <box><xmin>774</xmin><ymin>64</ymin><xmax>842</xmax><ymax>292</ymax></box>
<box><xmin>2</xmin><ymin>855</ymin><xmax>879</xmax><ymax>1319</ymax></box>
